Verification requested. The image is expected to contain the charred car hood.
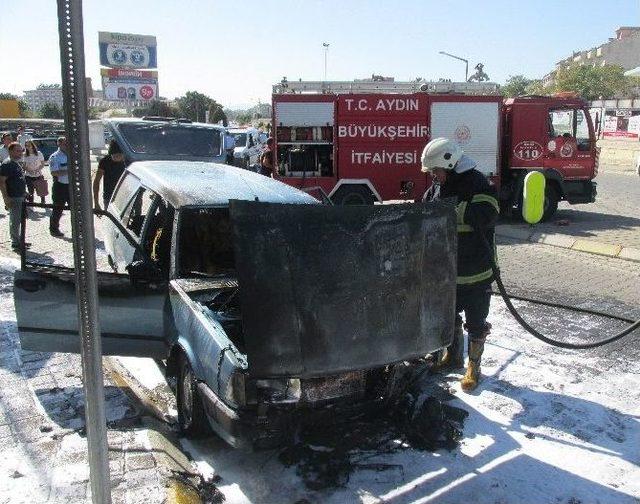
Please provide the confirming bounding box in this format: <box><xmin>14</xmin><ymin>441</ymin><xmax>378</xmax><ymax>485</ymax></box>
<box><xmin>230</xmin><ymin>200</ymin><xmax>457</xmax><ymax>378</ymax></box>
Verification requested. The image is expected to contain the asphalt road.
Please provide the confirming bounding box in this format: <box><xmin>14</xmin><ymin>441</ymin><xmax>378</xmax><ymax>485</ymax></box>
<box><xmin>499</xmin><ymin>170</ymin><xmax>640</xmax><ymax>249</ymax></box>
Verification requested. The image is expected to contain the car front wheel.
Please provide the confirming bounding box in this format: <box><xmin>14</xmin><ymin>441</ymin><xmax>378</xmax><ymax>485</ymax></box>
<box><xmin>177</xmin><ymin>356</ymin><xmax>210</xmax><ymax>437</ymax></box>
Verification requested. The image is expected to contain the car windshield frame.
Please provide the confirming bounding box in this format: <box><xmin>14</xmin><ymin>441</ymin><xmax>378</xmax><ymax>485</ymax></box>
<box><xmin>117</xmin><ymin>122</ymin><xmax>223</xmax><ymax>158</ymax></box>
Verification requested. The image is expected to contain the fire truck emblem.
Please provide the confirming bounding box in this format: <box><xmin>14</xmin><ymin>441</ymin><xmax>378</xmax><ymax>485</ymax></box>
<box><xmin>455</xmin><ymin>125</ymin><xmax>471</xmax><ymax>144</ymax></box>
<box><xmin>560</xmin><ymin>142</ymin><xmax>574</xmax><ymax>158</ymax></box>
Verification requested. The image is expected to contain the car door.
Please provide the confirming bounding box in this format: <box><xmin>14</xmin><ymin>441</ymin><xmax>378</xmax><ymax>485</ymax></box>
<box><xmin>15</xmin><ymin>204</ymin><xmax>170</xmax><ymax>358</ymax></box>
<box><xmin>103</xmin><ymin>171</ymin><xmax>141</xmax><ymax>271</ymax></box>
<box><xmin>106</xmin><ymin>177</ymin><xmax>158</xmax><ymax>273</ymax></box>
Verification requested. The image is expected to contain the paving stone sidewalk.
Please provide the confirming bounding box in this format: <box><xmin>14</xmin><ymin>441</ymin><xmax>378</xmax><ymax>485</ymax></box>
<box><xmin>497</xmin><ymin>171</ymin><xmax>640</xmax><ymax>259</ymax></box>
<box><xmin>0</xmin><ymin>260</ymin><xmax>171</xmax><ymax>503</ymax></box>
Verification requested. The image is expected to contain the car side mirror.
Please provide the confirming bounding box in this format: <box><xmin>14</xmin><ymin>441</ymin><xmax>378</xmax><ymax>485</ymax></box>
<box><xmin>126</xmin><ymin>260</ymin><xmax>163</xmax><ymax>285</ymax></box>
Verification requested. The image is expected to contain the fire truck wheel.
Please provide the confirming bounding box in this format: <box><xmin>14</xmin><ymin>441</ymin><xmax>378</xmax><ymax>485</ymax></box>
<box><xmin>331</xmin><ymin>185</ymin><xmax>375</xmax><ymax>205</ymax></box>
<box><xmin>541</xmin><ymin>184</ymin><xmax>560</xmax><ymax>221</ymax></box>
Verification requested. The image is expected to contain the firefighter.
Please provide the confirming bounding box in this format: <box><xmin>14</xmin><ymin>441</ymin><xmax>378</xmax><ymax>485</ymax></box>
<box><xmin>420</xmin><ymin>137</ymin><xmax>499</xmax><ymax>391</ymax></box>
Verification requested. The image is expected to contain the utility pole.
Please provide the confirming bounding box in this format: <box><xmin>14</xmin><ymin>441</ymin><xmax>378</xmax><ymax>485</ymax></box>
<box><xmin>323</xmin><ymin>42</ymin><xmax>330</xmax><ymax>81</ymax></box>
<box><xmin>439</xmin><ymin>50</ymin><xmax>469</xmax><ymax>82</ymax></box>
<box><xmin>57</xmin><ymin>0</ymin><xmax>111</xmax><ymax>502</ymax></box>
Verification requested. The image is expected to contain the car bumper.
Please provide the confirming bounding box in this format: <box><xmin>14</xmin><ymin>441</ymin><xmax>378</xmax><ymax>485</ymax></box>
<box><xmin>197</xmin><ymin>382</ymin><xmax>388</xmax><ymax>450</ymax></box>
<box><xmin>564</xmin><ymin>180</ymin><xmax>597</xmax><ymax>204</ymax></box>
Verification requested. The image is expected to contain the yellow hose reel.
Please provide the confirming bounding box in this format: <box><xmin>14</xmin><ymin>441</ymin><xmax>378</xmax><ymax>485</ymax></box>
<box><xmin>522</xmin><ymin>171</ymin><xmax>546</xmax><ymax>224</ymax></box>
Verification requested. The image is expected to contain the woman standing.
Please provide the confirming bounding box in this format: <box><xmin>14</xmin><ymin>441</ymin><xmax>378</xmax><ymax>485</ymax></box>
<box><xmin>23</xmin><ymin>140</ymin><xmax>48</xmax><ymax>204</ymax></box>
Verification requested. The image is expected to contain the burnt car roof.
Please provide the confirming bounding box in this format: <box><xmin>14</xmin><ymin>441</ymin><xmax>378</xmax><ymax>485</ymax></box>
<box><xmin>127</xmin><ymin>161</ymin><xmax>318</xmax><ymax>208</ymax></box>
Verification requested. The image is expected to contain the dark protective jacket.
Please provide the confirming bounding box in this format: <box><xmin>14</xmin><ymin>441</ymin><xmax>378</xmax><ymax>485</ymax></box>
<box><xmin>437</xmin><ymin>168</ymin><xmax>499</xmax><ymax>288</ymax></box>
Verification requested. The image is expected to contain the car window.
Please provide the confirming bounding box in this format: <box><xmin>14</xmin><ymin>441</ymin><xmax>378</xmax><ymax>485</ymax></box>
<box><xmin>576</xmin><ymin>109</ymin><xmax>591</xmax><ymax>151</ymax></box>
<box><xmin>549</xmin><ymin>109</ymin><xmax>574</xmax><ymax>137</ymax></box>
<box><xmin>111</xmin><ymin>173</ymin><xmax>140</xmax><ymax>216</ymax></box>
<box><xmin>123</xmin><ymin>187</ymin><xmax>156</xmax><ymax>238</ymax></box>
<box><xmin>117</xmin><ymin>123</ymin><xmax>222</xmax><ymax>157</ymax></box>
<box><xmin>232</xmin><ymin>133</ymin><xmax>247</xmax><ymax>147</ymax></box>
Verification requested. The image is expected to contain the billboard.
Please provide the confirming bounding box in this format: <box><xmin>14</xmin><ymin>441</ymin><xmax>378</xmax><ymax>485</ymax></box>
<box><xmin>101</xmin><ymin>68</ymin><xmax>158</xmax><ymax>101</ymax></box>
<box><xmin>99</xmin><ymin>32</ymin><xmax>157</xmax><ymax>69</ymax></box>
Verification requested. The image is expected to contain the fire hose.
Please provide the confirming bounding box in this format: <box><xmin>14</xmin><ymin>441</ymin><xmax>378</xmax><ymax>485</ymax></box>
<box><xmin>481</xmin><ymin>234</ymin><xmax>640</xmax><ymax>349</ymax></box>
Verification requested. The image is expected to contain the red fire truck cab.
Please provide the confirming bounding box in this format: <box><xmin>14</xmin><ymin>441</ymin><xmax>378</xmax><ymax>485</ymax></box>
<box><xmin>271</xmin><ymin>80</ymin><xmax>597</xmax><ymax>219</ymax></box>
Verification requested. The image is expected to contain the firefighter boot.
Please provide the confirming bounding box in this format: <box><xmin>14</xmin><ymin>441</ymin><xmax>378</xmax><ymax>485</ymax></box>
<box><xmin>460</xmin><ymin>339</ymin><xmax>484</xmax><ymax>391</ymax></box>
<box><xmin>461</xmin><ymin>323</ymin><xmax>491</xmax><ymax>392</ymax></box>
<box><xmin>434</xmin><ymin>322</ymin><xmax>464</xmax><ymax>371</ymax></box>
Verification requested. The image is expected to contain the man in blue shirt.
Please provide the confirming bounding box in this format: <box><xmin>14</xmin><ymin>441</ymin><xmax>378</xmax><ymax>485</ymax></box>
<box><xmin>0</xmin><ymin>142</ymin><xmax>28</xmax><ymax>251</ymax></box>
<box><xmin>49</xmin><ymin>136</ymin><xmax>70</xmax><ymax>237</ymax></box>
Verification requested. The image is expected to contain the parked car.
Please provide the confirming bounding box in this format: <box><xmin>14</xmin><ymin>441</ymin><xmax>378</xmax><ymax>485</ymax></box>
<box><xmin>14</xmin><ymin>160</ymin><xmax>456</xmax><ymax>448</ymax></box>
<box><xmin>227</xmin><ymin>127</ymin><xmax>263</xmax><ymax>169</ymax></box>
<box><xmin>104</xmin><ymin>117</ymin><xmax>227</xmax><ymax>164</ymax></box>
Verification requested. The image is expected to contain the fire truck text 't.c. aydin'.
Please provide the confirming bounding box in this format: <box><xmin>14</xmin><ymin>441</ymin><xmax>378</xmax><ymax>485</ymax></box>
<box><xmin>344</xmin><ymin>98</ymin><xmax>420</xmax><ymax>112</ymax></box>
<box><xmin>338</xmin><ymin>124</ymin><xmax>429</xmax><ymax>140</ymax></box>
<box><xmin>351</xmin><ymin>150</ymin><xmax>418</xmax><ymax>164</ymax></box>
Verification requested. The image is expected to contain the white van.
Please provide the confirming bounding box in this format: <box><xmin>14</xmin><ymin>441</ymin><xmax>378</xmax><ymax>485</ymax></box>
<box><xmin>227</xmin><ymin>127</ymin><xmax>263</xmax><ymax>168</ymax></box>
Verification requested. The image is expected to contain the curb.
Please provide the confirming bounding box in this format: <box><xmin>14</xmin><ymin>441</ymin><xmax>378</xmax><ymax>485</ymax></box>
<box><xmin>496</xmin><ymin>226</ymin><xmax>640</xmax><ymax>263</ymax></box>
<box><xmin>105</xmin><ymin>357</ymin><xmax>206</xmax><ymax>504</ymax></box>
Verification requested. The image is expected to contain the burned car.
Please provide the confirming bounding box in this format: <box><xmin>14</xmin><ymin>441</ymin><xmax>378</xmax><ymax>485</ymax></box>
<box><xmin>14</xmin><ymin>162</ymin><xmax>457</xmax><ymax>449</ymax></box>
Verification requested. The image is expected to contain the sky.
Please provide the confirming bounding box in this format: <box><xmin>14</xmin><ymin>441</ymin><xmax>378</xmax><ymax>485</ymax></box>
<box><xmin>1</xmin><ymin>0</ymin><xmax>639</xmax><ymax>109</ymax></box>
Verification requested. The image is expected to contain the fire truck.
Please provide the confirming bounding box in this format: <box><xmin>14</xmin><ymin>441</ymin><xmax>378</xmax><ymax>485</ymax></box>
<box><xmin>271</xmin><ymin>80</ymin><xmax>598</xmax><ymax>219</ymax></box>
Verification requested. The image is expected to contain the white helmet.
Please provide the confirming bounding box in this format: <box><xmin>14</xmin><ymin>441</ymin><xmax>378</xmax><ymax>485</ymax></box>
<box><xmin>420</xmin><ymin>137</ymin><xmax>463</xmax><ymax>173</ymax></box>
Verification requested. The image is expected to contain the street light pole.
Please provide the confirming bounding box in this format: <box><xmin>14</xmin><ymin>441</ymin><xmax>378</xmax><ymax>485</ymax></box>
<box><xmin>439</xmin><ymin>50</ymin><xmax>469</xmax><ymax>82</ymax></box>
<box><xmin>323</xmin><ymin>42</ymin><xmax>330</xmax><ymax>81</ymax></box>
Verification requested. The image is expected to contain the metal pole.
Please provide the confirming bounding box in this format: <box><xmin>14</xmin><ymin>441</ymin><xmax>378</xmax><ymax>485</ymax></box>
<box><xmin>323</xmin><ymin>42</ymin><xmax>329</xmax><ymax>81</ymax></box>
<box><xmin>56</xmin><ymin>1</ymin><xmax>112</xmax><ymax>503</ymax></box>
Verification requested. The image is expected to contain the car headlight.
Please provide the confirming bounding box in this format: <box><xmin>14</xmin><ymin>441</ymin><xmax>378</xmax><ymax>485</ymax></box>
<box><xmin>255</xmin><ymin>378</ymin><xmax>302</xmax><ymax>404</ymax></box>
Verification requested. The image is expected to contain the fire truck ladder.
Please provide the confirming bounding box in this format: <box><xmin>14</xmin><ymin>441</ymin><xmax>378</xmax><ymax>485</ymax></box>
<box><xmin>273</xmin><ymin>79</ymin><xmax>501</xmax><ymax>95</ymax></box>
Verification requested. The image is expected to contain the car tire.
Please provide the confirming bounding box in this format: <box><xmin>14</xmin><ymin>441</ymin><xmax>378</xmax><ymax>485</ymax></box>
<box><xmin>177</xmin><ymin>355</ymin><xmax>210</xmax><ymax>438</ymax></box>
<box><xmin>330</xmin><ymin>185</ymin><xmax>376</xmax><ymax>205</ymax></box>
<box><xmin>541</xmin><ymin>183</ymin><xmax>560</xmax><ymax>222</ymax></box>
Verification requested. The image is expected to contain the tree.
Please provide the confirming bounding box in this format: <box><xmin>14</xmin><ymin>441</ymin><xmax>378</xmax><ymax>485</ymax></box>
<box><xmin>132</xmin><ymin>100</ymin><xmax>179</xmax><ymax>118</ymax></box>
<box><xmin>175</xmin><ymin>91</ymin><xmax>223</xmax><ymax>122</ymax></box>
<box><xmin>236</xmin><ymin>112</ymin><xmax>252</xmax><ymax>125</ymax></box>
<box><xmin>524</xmin><ymin>79</ymin><xmax>547</xmax><ymax>96</ymax></box>
<box><xmin>554</xmin><ymin>64</ymin><xmax>628</xmax><ymax>100</ymax></box>
<box><xmin>502</xmin><ymin>75</ymin><xmax>534</xmax><ymax>97</ymax></box>
<box><xmin>39</xmin><ymin>103</ymin><xmax>63</xmax><ymax>119</ymax></box>
<box><xmin>208</xmin><ymin>104</ymin><xmax>228</xmax><ymax>126</ymax></box>
<box><xmin>18</xmin><ymin>100</ymin><xmax>31</xmax><ymax>117</ymax></box>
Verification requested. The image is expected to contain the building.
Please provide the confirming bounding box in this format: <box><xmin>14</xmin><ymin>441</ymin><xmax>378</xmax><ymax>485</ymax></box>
<box><xmin>544</xmin><ymin>26</ymin><xmax>640</xmax><ymax>87</ymax></box>
<box><xmin>22</xmin><ymin>85</ymin><xmax>64</xmax><ymax>113</ymax></box>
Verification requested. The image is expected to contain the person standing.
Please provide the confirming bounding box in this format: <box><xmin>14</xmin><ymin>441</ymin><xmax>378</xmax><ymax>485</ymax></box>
<box><xmin>224</xmin><ymin>131</ymin><xmax>236</xmax><ymax>165</ymax></box>
<box><xmin>258</xmin><ymin>137</ymin><xmax>274</xmax><ymax>177</ymax></box>
<box><xmin>0</xmin><ymin>132</ymin><xmax>12</xmax><ymax>162</ymax></box>
<box><xmin>16</xmin><ymin>126</ymin><xmax>32</xmax><ymax>148</ymax></box>
<box><xmin>23</xmin><ymin>140</ymin><xmax>47</xmax><ymax>204</ymax></box>
<box><xmin>420</xmin><ymin>137</ymin><xmax>499</xmax><ymax>392</ymax></box>
<box><xmin>49</xmin><ymin>136</ymin><xmax>70</xmax><ymax>238</ymax></box>
<box><xmin>0</xmin><ymin>142</ymin><xmax>29</xmax><ymax>251</ymax></box>
<box><xmin>93</xmin><ymin>140</ymin><xmax>126</xmax><ymax>211</ymax></box>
